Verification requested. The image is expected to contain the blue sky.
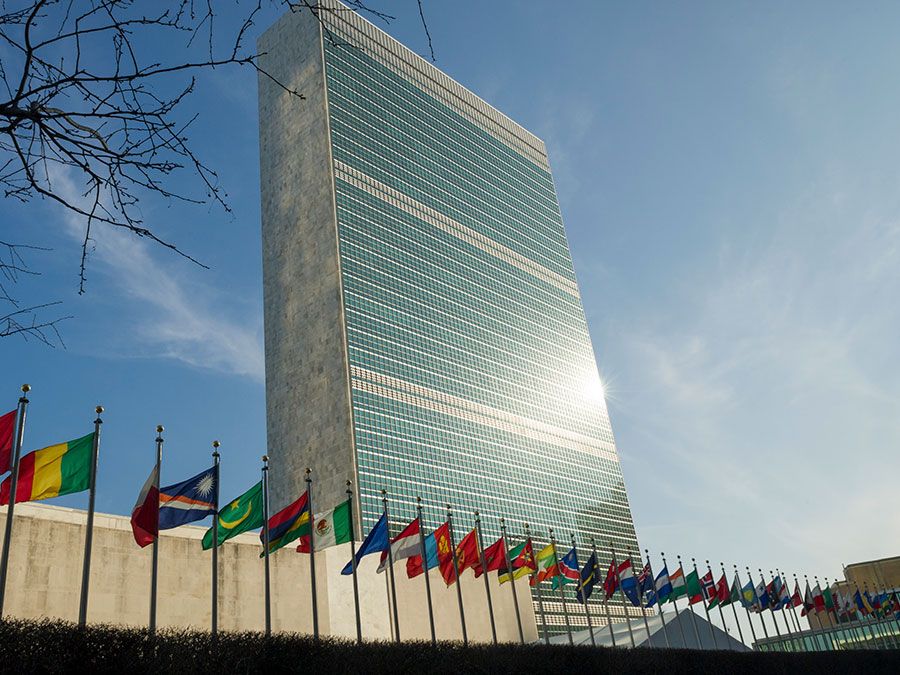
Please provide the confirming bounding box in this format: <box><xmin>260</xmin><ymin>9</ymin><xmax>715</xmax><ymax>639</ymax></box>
<box><xmin>3</xmin><ymin>0</ymin><xmax>899</xmax><ymax>590</ymax></box>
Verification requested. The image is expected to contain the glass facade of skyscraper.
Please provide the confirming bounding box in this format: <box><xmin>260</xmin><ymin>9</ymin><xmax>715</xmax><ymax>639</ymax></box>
<box><xmin>318</xmin><ymin>15</ymin><xmax>643</xmax><ymax>634</ymax></box>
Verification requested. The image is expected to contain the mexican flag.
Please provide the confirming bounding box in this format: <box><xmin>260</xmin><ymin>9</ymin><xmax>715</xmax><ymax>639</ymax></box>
<box><xmin>0</xmin><ymin>433</ymin><xmax>94</xmax><ymax>504</ymax></box>
<box><xmin>297</xmin><ymin>500</ymin><xmax>353</xmax><ymax>552</ymax></box>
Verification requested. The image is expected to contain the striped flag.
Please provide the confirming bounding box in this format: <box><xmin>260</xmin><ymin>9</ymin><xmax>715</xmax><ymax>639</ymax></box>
<box><xmin>0</xmin><ymin>432</ymin><xmax>93</xmax><ymax>504</ymax></box>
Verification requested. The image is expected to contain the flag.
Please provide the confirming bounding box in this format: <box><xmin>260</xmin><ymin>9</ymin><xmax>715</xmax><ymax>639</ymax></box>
<box><xmin>700</xmin><ymin>570</ymin><xmax>716</xmax><ymax>606</ymax></box>
<box><xmin>801</xmin><ymin>583</ymin><xmax>815</xmax><ymax>616</ymax></box>
<box><xmin>0</xmin><ymin>432</ymin><xmax>93</xmax><ymax>505</ymax></box>
<box><xmin>638</xmin><ymin>563</ymin><xmax>656</xmax><ymax>606</ymax></box>
<box><xmin>435</xmin><ymin>521</ymin><xmax>457</xmax><ymax>585</ymax></box>
<box><xmin>552</xmin><ymin>546</ymin><xmax>580</xmax><ymax>589</ymax></box>
<box><xmin>722</xmin><ymin>574</ymin><xmax>742</xmax><ymax>607</ymax></box>
<box><xmin>202</xmin><ymin>482</ymin><xmax>264</xmax><ymax>550</ymax></box>
<box><xmin>530</xmin><ymin>543</ymin><xmax>559</xmax><ymax>586</ymax></box>
<box><xmin>741</xmin><ymin>580</ymin><xmax>756</xmax><ymax>609</ymax></box>
<box><xmin>603</xmin><ymin>561</ymin><xmax>619</xmax><ymax>599</ymax></box>
<box><xmin>453</xmin><ymin>528</ymin><xmax>480</xmax><ymax>579</ymax></box>
<box><xmin>812</xmin><ymin>584</ymin><xmax>825</xmax><ymax>612</ymax></box>
<box><xmin>498</xmin><ymin>540</ymin><xmax>535</xmax><ymax>584</ymax></box>
<box><xmin>476</xmin><ymin>537</ymin><xmax>507</xmax><ymax>578</ymax></box>
<box><xmin>296</xmin><ymin>500</ymin><xmax>353</xmax><ymax>552</ymax></box>
<box><xmin>262</xmin><ymin>492</ymin><xmax>310</xmax><ymax>555</ymax></box>
<box><xmin>576</xmin><ymin>551</ymin><xmax>598</xmax><ymax>603</ymax></box>
<box><xmin>790</xmin><ymin>583</ymin><xmax>803</xmax><ymax>608</ymax></box>
<box><xmin>158</xmin><ymin>467</ymin><xmax>217</xmax><ymax>530</ymax></box>
<box><xmin>376</xmin><ymin>518</ymin><xmax>421</xmax><ymax>573</ymax></box>
<box><xmin>824</xmin><ymin>586</ymin><xmax>836</xmax><ymax>612</ymax></box>
<box><xmin>342</xmin><ymin>513</ymin><xmax>389</xmax><ymax>575</ymax></box>
<box><xmin>755</xmin><ymin>581</ymin><xmax>770</xmax><ymax>611</ymax></box>
<box><xmin>130</xmin><ymin>465</ymin><xmax>159</xmax><ymax>548</ymax></box>
<box><xmin>655</xmin><ymin>565</ymin><xmax>673</xmax><ymax>604</ymax></box>
<box><xmin>711</xmin><ymin>574</ymin><xmax>730</xmax><ymax>607</ymax></box>
<box><xmin>765</xmin><ymin>579</ymin><xmax>777</xmax><ymax>612</ymax></box>
<box><xmin>667</xmin><ymin>566</ymin><xmax>686</xmax><ymax>603</ymax></box>
<box><xmin>0</xmin><ymin>409</ymin><xmax>16</xmax><ymax>474</ymax></box>
<box><xmin>619</xmin><ymin>559</ymin><xmax>640</xmax><ymax>606</ymax></box>
<box><xmin>854</xmin><ymin>589</ymin><xmax>871</xmax><ymax>615</ymax></box>
<box><xmin>407</xmin><ymin>529</ymin><xmax>439</xmax><ymax>578</ymax></box>
<box><xmin>778</xmin><ymin>579</ymin><xmax>791</xmax><ymax>608</ymax></box>
<box><xmin>685</xmin><ymin>569</ymin><xmax>703</xmax><ymax>605</ymax></box>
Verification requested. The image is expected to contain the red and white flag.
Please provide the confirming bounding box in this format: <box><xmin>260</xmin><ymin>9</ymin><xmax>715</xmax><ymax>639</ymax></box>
<box><xmin>130</xmin><ymin>465</ymin><xmax>159</xmax><ymax>547</ymax></box>
<box><xmin>377</xmin><ymin>518</ymin><xmax>421</xmax><ymax>573</ymax></box>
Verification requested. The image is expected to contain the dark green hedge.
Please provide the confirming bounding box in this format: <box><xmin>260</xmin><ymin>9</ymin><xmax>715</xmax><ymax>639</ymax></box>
<box><xmin>1</xmin><ymin>618</ymin><xmax>898</xmax><ymax>674</ymax></box>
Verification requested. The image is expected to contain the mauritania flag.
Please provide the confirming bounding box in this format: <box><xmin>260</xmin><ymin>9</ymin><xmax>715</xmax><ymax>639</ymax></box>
<box><xmin>263</xmin><ymin>491</ymin><xmax>310</xmax><ymax>555</ymax></box>
<box><xmin>0</xmin><ymin>433</ymin><xmax>93</xmax><ymax>505</ymax></box>
<box><xmin>202</xmin><ymin>481</ymin><xmax>263</xmax><ymax>550</ymax></box>
<box><xmin>158</xmin><ymin>466</ymin><xmax>217</xmax><ymax>530</ymax></box>
<box><xmin>297</xmin><ymin>500</ymin><xmax>352</xmax><ymax>553</ymax></box>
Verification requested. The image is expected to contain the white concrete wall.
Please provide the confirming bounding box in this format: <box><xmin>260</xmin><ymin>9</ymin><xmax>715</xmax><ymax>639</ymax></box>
<box><xmin>0</xmin><ymin>503</ymin><xmax>537</xmax><ymax>642</ymax></box>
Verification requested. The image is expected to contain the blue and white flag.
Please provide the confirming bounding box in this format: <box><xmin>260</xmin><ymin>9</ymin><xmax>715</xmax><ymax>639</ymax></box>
<box><xmin>341</xmin><ymin>512</ymin><xmax>389</xmax><ymax>575</ymax></box>
<box><xmin>158</xmin><ymin>466</ymin><xmax>217</xmax><ymax>530</ymax></box>
<box><xmin>655</xmin><ymin>565</ymin><xmax>673</xmax><ymax>603</ymax></box>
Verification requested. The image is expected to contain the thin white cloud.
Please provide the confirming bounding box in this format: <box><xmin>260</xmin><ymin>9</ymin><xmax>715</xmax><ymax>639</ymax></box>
<box><xmin>48</xmin><ymin>166</ymin><xmax>264</xmax><ymax>382</ymax></box>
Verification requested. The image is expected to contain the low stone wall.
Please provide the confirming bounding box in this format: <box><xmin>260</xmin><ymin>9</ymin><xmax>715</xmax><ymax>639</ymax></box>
<box><xmin>0</xmin><ymin>503</ymin><xmax>536</xmax><ymax>642</ymax></box>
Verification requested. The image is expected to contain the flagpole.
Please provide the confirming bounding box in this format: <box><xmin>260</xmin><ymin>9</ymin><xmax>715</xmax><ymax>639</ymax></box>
<box><xmin>662</xmin><ymin>552</ymin><xmax>687</xmax><ymax>648</ymax></box>
<box><xmin>474</xmin><ymin>511</ymin><xmax>497</xmax><ymax>644</ymax></box>
<box><xmin>575</xmin><ymin>535</ymin><xmax>595</xmax><ymax>647</ymax></box>
<box><xmin>305</xmin><ymin>469</ymin><xmax>320</xmax><ymax>641</ymax></box>
<box><xmin>77</xmin><ymin>405</ymin><xmax>103</xmax><ymax>627</ymax></box>
<box><xmin>526</xmin><ymin>523</ymin><xmax>548</xmax><ymax>645</ymax></box>
<box><xmin>149</xmin><ymin>425</ymin><xmax>163</xmax><ymax>634</ymax></box>
<box><xmin>853</xmin><ymin>580</ymin><xmax>877</xmax><ymax>648</ymax></box>
<box><xmin>447</xmin><ymin>504</ymin><xmax>468</xmax><ymax>645</ymax></box>
<box><xmin>611</xmin><ymin>542</ymin><xmax>635</xmax><ymax>647</ymax></box>
<box><xmin>211</xmin><ymin>440</ymin><xmax>220</xmax><ymax>638</ymax></box>
<box><xmin>789</xmin><ymin>574</ymin><xmax>805</xmax><ymax>648</ymax></box>
<box><xmin>416</xmin><ymin>497</ymin><xmax>436</xmax><ymax>644</ymax></box>
<box><xmin>772</xmin><ymin>569</ymin><xmax>796</xmax><ymax>650</ymax></box>
<box><xmin>633</xmin><ymin>549</ymin><xmax>653</xmax><ymax>647</ymax></box>
<box><xmin>761</xmin><ymin>569</ymin><xmax>783</xmax><ymax>645</ymax></box>
<box><xmin>597</xmin><ymin>539</ymin><xmax>617</xmax><ymax>647</ymax></box>
<box><xmin>748</xmin><ymin>566</ymin><xmax>769</xmax><ymax>641</ymax></box>
<box><xmin>847</xmin><ymin>579</ymin><xmax>871</xmax><ymax>650</ymax></box>
<box><xmin>693</xmin><ymin>558</ymin><xmax>718</xmax><ymax>648</ymax></box>
<box><xmin>863</xmin><ymin>581</ymin><xmax>884</xmax><ymax>648</ymax></box>
<box><xmin>500</xmin><ymin>518</ymin><xmax>524</xmax><ymax>644</ymax></box>
<box><xmin>261</xmin><ymin>455</ymin><xmax>271</xmax><ymax>638</ymax></box>
<box><xmin>679</xmin><ymin>556</ymin><xmax>702</xmax><ymax>647</ymax></box>
<box><xmin>343</xmin><ymin>482</ymin><xmax>362</xmax><ymax>643</ymax></box>
<box><xmin>645</xmin><ymin>549</ymin><xmax>669</xmax><ymax>648</ymax></box>
<box><xmin>708</xmin><ymin>560</ymin><xmax>729</xmax><ymax>648</ymax></box>
<box><xmin>379</xmin><ymin>490</ymin><xmax>400</xmax><ymax>643</ymax></box>
<box><xmin>736</xmin><ymin>566</ymin><xmax>757</xmax><ymax>646</ymax></box>
<box><xmin>722</xmin><ymin>563</ymin><xmax>744</xmax><ymax>647</ymax></box>
<box><xmin>0</xmin><ymin>384</ymin><xmax>30</xmax><ymax>617</ymax></box>
<box><xmin>549</xmin><ymin>528</ymin><xmax>573</xmax><ymax>645</ymax></box>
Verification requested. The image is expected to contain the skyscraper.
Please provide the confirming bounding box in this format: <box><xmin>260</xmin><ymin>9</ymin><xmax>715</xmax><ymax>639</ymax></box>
<box><xmin>259</xmin><ymin>1</ymin><xmax>643</xmax><ymax>635</ymax></box>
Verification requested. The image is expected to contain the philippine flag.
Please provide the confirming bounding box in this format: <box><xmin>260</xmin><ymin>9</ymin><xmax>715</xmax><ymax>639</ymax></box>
<box><xmin>130</xmin><ymin>465</ymin><xmax>159</xmax><ymax>547</ymax></box>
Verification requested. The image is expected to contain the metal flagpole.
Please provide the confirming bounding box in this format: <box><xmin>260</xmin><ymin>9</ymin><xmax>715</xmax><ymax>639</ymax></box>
<box><xmin>575</xmin><ymin>535</ymin><xmax>595</xmax><ymax>647</ymax></box>
<box><xmin>645</xmin><ymin>550</ymin><xmax>669</xmax><ymax>648</ymax></box>
<box><xmin>211</xmin><ymin>441</ymin><xmax>220</xmax><ymax>638</ymax></box>
<box><xmin>549</xmin><ymin>528</ymin><xmax>573</xmax><ymax>645</ymax></box>
<box><xmin>306</xmin><ymin>469</ymin><xmax>319</xmax><ymax>640</ymax></box>
<box><xmin>773</xmin><ymin>569</ymin><xmax>796</xmax><ymax>650</ymax></box>
<box><xmin>381</xmin><ymin>490</ymin><xmax>400</xmax><ymax>643</ymax></box>
<box><xmin>149</xmin><ymin>425</ymin><xmax>163</xmax><ymax>634</ymax></box>
<box><xmin>634</xmin><ymin>549</ymin><xmax>654</xmax><ymax>647</ymax></box>
<box><xmin>447</xmin><ymin>504</ymin><xmax>468</xmax><ymax>645</ymax></box>
<box><xmin>680</xmin><ymin>556</ymin><xmax>702</xmax><ymax>647</ymax></box>
<box><xmin>805</xmin><ymin>574</ymin><xmax>826</xmax><ymax>650</ymax></box>
<box><xmin>474</xmin><ymin>511</ymin><xmax>497</xmax><ymax>644</ymax></box>
<box><xmin>863</xmin><ymin>582</ymin><xmax>885</xmax><ymax>648</ymax></box>
<box><xmin>596</xmin><ymin>539</ymin><xmax>617</xmax><ymax>647</ymax></box>
<box><xmin>0</xmin><ymin>384</ymin><xmax>30</xmax><ymax>617</ymax></box>
<box><xmin>789</xmin><ymin>574</ymin><xmax>806</xmax><ymax>649</ymax></box>
<box><xmin>526</xmin><ymin>524</ymin><xmax>548</xmax><ymax>645</ymax></box>
<box><xmin>78</xmin><ymin>405</ymin><xmax>103</xmax><ymax>627</ymax></box>
<box><xmin>853</xmin><ymin>581</ymin><xmax>877</xmax><ymax>648</ymax></box>
<box><xmin>662</xmin><ymin>553</ymin><xmax>687</xmax><ymax>648</ymax></box>
<box><xmin>708</xmin><ymin>561</ymin><xmax>730</xmax><ymax>649</ymax></box>
<box><xmin>500</xmin><ymin>518</ymin><xmax>524</xmax><ymax>644</ymax></box>
<box><xmin>416</xmin><ymin>497</ymin><xmax>436</xmax><ymax>644</ymax></box>
<box><xmin>262</xmin><ymin>455</ymin><xmax>271</xmax><ymax>638</ymax></box>
<box><xmin>749</xmin><ymin>566</ymin><xmax>769</xmax><ymax>641</ymax></box>
<box><xmin>762</xmin><ymin>569</ymin><xmax>783</xmax><ymax>645</ymax></box>
<box><xmin>611</xmin><ymin>543</ymin><xmax>636</xmax><ymax>647</ymax></box>
<box><xmin>737</xmin><ymin>566</ymin><xmax>758</xmax><ymax>646</ymax></box>
<box><xmin>693</xmin><ymin>558</ymin><xmax>718</xmax><ymax>648</ymax></box>
<box><xmin>722</xmin><ymin>563</ymin><xmax>744</xmax><ymax>648</ymax></box>
<box><xmin>346</xmin><ymin>482</ymin><xmax>362</xmax><ymax>643</ymax></box>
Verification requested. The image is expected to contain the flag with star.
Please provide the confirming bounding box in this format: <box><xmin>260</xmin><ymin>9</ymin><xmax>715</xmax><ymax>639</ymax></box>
<box><xmin>202</xmin><ymin>481</ymin><xmax>263</xmax><ymax>549</ymax></box>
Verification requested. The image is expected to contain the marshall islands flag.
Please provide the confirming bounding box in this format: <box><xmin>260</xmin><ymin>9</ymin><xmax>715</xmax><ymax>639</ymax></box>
<box><xmin>158</xmin><ymin>466</ymin><xmax>217</xmax><ymax>530</ymax></box>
